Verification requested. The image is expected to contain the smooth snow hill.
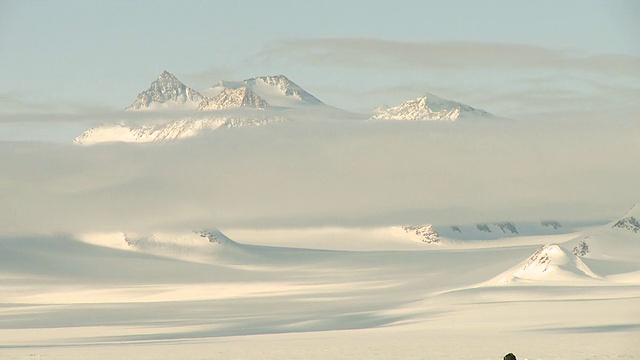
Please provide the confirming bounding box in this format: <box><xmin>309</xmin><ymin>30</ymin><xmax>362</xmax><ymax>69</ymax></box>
<box><xmin>79</xmin><ymin>230</ymin><xmax>242</xmax><ymax>264</ymax></box>
<box><xmin>371</xmin><ymin>93</ymin><xmax>494</xmax><ymax>121</ymax></box>
<box><xmin>126</xmin><ymin>71</ymin><xmax>205</xmax><ymax>111</ymax></box>
<box><xmin>484</xmin><ymin>244</ymin><xmax>602</xmax><ymax>285</ymax></box>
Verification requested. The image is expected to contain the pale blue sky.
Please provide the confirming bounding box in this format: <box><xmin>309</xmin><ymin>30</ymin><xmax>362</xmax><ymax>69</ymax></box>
<box><xmin>1</xmin><ymin>0</ymin><xmax>639</xmax><ymax>115</ymax></box>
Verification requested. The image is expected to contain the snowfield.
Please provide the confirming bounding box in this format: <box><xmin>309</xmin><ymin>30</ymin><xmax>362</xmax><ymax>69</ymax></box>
<box><xmin>1</xmin><ymin>218</ymin><xmax>639</xmax><ymax>359</ymax></box>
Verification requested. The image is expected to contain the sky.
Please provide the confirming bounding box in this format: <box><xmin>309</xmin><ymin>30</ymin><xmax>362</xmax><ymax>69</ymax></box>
<box><xmin>0</xmin><ymin>0</ymin><xmax>639</xmax><ymax>234</ymax></box>
<box><xmin>1</xmin><ymin>0</ymin><xmax>639</xmax><ymax>116</ymax></box>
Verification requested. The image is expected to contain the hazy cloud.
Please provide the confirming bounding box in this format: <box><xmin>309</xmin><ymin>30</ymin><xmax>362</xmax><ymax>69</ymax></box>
<box><xmin>256</xmin><ymin>39</ymin><xmax>640</xmax><ymax>116</ymax></box>
<box><xmin>260</xmin><ymin>38</ymin><xmax>640</xmax><ymax>78</ymax></box>
<box><xmin>1</xmin><ymin>118</ymin><xmax>638</xmax><ymax>235</ymax></box>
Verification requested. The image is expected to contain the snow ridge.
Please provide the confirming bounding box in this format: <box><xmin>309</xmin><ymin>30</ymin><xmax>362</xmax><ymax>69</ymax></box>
<box><xmin>371</xmin><ymin>93</ymin><xmax>492</xmax><ymax>121</ymax></box>
<box><xmin>198</xmin><ymin>87</ymin><xmax>269</xmax><ymax>110</ymax></box>
<box><xmin>244</xmin><ymin>75</ymin><xmax>323</xmax><ymax>105</ymax></box>
<box><xmin>126</xmin><ymin>71</ymin><xmax>205</xmax><ymax>111</ymax></box>
<box><xmin>73</xmin><ymin>114</ymin><xmax>286</xmax><ymax>144</ymax></box>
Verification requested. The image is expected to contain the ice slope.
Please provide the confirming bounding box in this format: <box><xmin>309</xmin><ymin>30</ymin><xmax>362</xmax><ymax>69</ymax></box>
<box><xmin>79</xmin><ymin>230</ymin><xmax>239</xmax><ymax>264</ymax></box>
<box><xmin>126</xmin><ymin>71</ymin><xmax>205</xmax><ymax>111</ymax></box>
<box><xmin>371</xmin><ymin>93</ymin><xmax>493</xmax><ymax>121</ymax></box>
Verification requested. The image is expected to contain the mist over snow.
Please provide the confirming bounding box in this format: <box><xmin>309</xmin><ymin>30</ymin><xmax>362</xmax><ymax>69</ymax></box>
<box><xmin>1</xmin><ymin>115</ymin><xmax>638</xmax><ymax>235</ymax></box>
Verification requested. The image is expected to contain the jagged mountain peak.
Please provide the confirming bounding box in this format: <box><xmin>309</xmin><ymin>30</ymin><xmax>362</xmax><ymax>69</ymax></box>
<box><xmin>371</xmin><ymin>93</ymin><xmax>492</xmax><ymax>121</ymax></box>
<box><xmin>157</xmin><ymin>70</ymin><xmax>180</xmax><ymax>82</ymax></box>
<box><xmin>126</xmin><ymin>71</ymin><xmax>205</xmax><ymax>111</ymax></box>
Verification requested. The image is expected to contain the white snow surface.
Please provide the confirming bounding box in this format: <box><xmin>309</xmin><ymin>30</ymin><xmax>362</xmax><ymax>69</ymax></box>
<box><xmin>2</xmin><ymin>212</ymin><xmax>639</xmax><ymax>359</ymax></box>
<box><xmin>371</xmin><ymin>93</ymin><xmax>493</xmax><ymax>121</ymax></box>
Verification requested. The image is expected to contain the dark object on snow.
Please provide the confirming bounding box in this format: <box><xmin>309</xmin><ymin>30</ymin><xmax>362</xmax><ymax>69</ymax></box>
<box><xmin>504</xmin><ymin>353</ymin><xmax>516</xmax><ymax>360</ymax></box>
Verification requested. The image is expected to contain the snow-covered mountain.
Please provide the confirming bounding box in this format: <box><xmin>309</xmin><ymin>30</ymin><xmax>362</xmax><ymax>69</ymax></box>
<box><xmin>487</xmin><ymin>244</ymin><xmax>601</xmax><ymax>285</ymax></box>
<box><xmin>203</xmin><ymin>75</ymin><xmax>324</xmax><ymax>108</ymax></box>
<box><xmin>371</xmin><ymin>93</ymin><xmax>493</xmax><ymax>121</ymax></box>
<box><xmin>73</xmin><ymin>114</ymin><xmax>286</xmax><ymax>144</ymax></box>
<box><xmin>75</xmin><ymin>72</ymin><xmax>331</xmax><ymax>144</ymax></box>
<box><xmin>198</xmin><ymin>87</ymin><xmax>269</xmax><ymax>110</ymax></box>
<box><xmin>126</xmin><ymin>71</ymin><xmax>205</xmax><ymax>111</ymax></box>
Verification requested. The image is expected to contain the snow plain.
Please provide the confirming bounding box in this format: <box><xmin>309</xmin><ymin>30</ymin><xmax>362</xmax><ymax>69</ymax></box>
<box><xmin>1</xmin><ymin>222</ymin><xmax>639</xmax><ymax>360</ymax></box>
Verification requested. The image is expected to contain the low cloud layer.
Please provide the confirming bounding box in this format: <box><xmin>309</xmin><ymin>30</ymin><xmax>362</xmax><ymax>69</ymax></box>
<box><xmin>2</xmin><ymin>116</ymin><xmax>639</xmax><ymax>235</ymax></box>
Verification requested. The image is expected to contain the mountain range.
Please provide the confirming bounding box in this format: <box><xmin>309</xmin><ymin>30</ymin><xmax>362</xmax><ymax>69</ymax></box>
<box><xmin>75</xmin><ymin>71</ymin><xmax>498</xmax><ymax>144</ymax></box>
<box><xmin>371</xmin><ymin>93</ymin><xmax>493</xmax><ymax>121</ymax></box>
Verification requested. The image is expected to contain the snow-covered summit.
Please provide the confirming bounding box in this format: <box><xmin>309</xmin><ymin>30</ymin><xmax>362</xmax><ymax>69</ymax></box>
<box><xmin>126</xmin><ymin>71</ymin><xmax>205</xmax><ymax>111</ymax></box>
<box><xmin>371</xmin><ymin>93</ymin><xmax>493</xmax><ymax>121</ymax></box>
<box><xmin>204</xmin><ymin>75</ymin><xmax>324</xmax><ymax>108</ymax></box>
<box><xmin>489</xmin><ymin>244</ymin><xmax>601</xmax><ymax>285</ymax></box>
<box><xmin>245</xmin><ymin>75</ymin><xmax>323</xmax><ymax>106</ymax></box>
<box><xmin>198</xmin><ymin>87</ymin><xmax>269</xmax><ymax>110</ymax></box>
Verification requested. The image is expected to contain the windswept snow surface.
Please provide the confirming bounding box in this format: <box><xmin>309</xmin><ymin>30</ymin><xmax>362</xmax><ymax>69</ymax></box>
<box><xmin>1</xmin><ymin>222</ymin><xmax>639</xmax><ymax>359</ymax></box>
